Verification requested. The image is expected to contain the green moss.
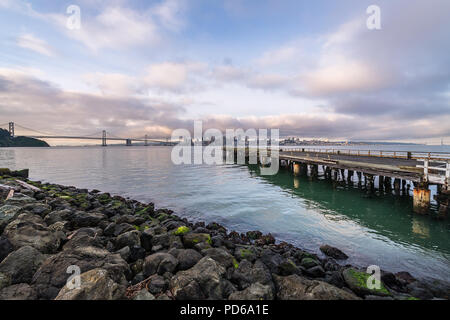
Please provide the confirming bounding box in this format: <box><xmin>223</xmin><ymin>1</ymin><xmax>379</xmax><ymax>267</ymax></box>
<box><xmin>407</xmin><ymin>297</ymin><xmax>420</xmax><ymax>300</ymax></box>
<box><xmin>232</xmin><ymin>258</ymin><xmax>239</xmax><ymax>269</ymax></box>
<box><xmin>240</xmin><ymin>249</ymin><xmax>253</xmax><ymax>259</ymax></box>
<box><xmin>58</xmin><ymin>195</ymin><xmax>72</xmax><ymax>200</ymax></box>
<box><xmin>173</xmin><ymin>226</ymin><xmax>190</xmax><ymax>236</ymax></box>
<box><xmin>348</xmin><ymin>269</ymin><xmax>391</xmax><ymax>296</ymax></box>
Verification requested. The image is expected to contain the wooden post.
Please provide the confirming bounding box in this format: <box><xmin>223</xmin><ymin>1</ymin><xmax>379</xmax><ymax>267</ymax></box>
<box><xmin>394</xmin><ymin>179</ymin><xmax>401</xmax><ymax>192</ymax></box>
<box><xmin>413</xmin><ymin>183</ymin><xmax>430</xmax><ymax>214</ymax></box>
<box><xmin>293</xmin><ymin>163</ymin><xmax>301</xmax><ymax>176</ymax></box>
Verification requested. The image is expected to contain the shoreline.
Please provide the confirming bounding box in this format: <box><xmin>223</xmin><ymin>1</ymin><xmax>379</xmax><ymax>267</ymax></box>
<box><xmin>0</xmin><ymin>168</ymin><xmax>449</xmax><ymax>300</ymax></box>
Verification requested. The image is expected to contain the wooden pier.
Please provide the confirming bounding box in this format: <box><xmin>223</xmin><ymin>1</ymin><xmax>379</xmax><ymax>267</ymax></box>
<box><xmin>227</xmin><ymin>147</ymin><xmax>450</xmax><ymax>216</ymax></box>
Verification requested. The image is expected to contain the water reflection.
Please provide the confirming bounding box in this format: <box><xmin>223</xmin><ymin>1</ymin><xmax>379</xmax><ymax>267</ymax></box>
<box><xmin>247</xmin><ymin>165</ymin><xmax>450</xmax><ymax>254</ymax></box>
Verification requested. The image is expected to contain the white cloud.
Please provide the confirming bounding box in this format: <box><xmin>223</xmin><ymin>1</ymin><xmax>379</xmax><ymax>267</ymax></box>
<box><xmin>16</xmin><ymin>33</ymin><xmax>54</xmax><ymax>57</ymax></box>
<box><xmin>152</xmin><ymin>0</ymin><xmax>186</xmax><ymax>32</ymax></box>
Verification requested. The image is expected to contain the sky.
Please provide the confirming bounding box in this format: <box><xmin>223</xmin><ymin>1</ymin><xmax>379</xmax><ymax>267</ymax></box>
<box><xmin>0</xmin><ymin>0</ymin><xmax>449</xmax><ymax>144</ymax></box>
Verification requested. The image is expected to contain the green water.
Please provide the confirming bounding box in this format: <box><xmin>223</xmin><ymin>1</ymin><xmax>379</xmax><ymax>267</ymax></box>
<box><xmin>0</xmin><ymin>146</ymin><xmax>449</xmax><ymax>281</ymax></box>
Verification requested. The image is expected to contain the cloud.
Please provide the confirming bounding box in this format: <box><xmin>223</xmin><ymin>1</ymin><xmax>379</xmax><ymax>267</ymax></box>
<box><xmin>16</xmin><ymin>33</ymin><xmax>54</xmax><ymax>57</ymax></box>
<box><xmin>2</xmin><ymin>69</ymin><xmax>449</xmax><ymax>142</ymax></box>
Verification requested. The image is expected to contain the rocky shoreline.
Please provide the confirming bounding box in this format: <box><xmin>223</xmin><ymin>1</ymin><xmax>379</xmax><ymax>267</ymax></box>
<box><xmin>0</xmin><ymin>168</ymin><xmax>448</xmax><ymax>300</ymax></box>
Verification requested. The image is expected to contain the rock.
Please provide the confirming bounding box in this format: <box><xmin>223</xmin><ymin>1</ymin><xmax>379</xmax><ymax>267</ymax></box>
<box><xmin>0</xmin><ymin>283</ymin><xmax>38</xmax><ymax>300</ymax></box>
<box><xmin>246</xmin><ymin>231</ymin><xmax>263</xmax><ymax>241</ymax></box>
<box><xmin>169</xmin><ymin>257</ymin><xmax>235</xmax><ymax>300</ymax></box>
<box><xmin>229</xmin><ymin>283</ymin><xmax>274</xmax><ymax>300</ymax></box>
<box><xmin>231</xmin><ymin>260</ymin><xmax>274</xmax><ymax>291</ymax></box>
<box><xmin>0</xmin><ymin>246</ymin><xmax>46</xmax><ymax>284</ymax></box>
<box><xmin>407</xmin><ymin>277</ymin><xmax>450</xmax><ymax>300</ymax></box>
<box><xmin>254</xmin><ymin>233</ymin><xmax>275</xmax><ymax>246</ymax></box>
<box><xmin>274</xmin><ymin>274</ymin><xmax>360</xmax><ymax>300</ymax></box>
<box><xmin>278</xmin><ymin>258</ymin><xmax>301</xmax><ymax>276</ymax></box>
<box><xmin>0</xmin><ymin>272</ymin><xmax>10</xmax><ymax>290</ymax></box>
<box><xmin>0</xmin><ymin>236</ymin><xmax>14</xmax><ymax>263</ymax></box>
<box><xmin>320</xmin><ymin>245</ymin><xmax>348</xmax><ymax>260</ymax></box>
<box><xmin>129</xmin><ymin>246</ymin><xmax>146</xmax><ymax>262</ymax></box>
<box><xmin>4</xmin><ymin>193</ymin><xmax>36</xmax><ymax>206</ymax></box>
<box><xmin>324</xmin><ymin>271</ymin><xmax>345</xmax><ymax>288</ymax></box>
<box><xmin>147</xmin><ymin>274</ymin><xmax>167</xmax><ymax>294</ymax></box>
<box><xmin>170</xmin><ymin>249</ymin><xmax>202</xmax><ymax>271</ymax></box>
<box><xmin>71</xmin><ymin>211</ymin><xmax>106</xmax><ymax>228</ymax></box>
<box><xmin>44</xmin><ymin>209</ymin><xmax>74</xmax><ymax>226</ymax></box>
<box><xmin>115</xmin><ymin>230</ymin><xmax>141</xmax><ymax>250</ymax></box>
<box><xmin>21</xmin><ymin>203</ymin><xmax>52</xmax><ymax>217</ymax></box>
<box><xmin>116</xmin><ymin>246</ymin><xmax>131</xmax><ymax>261</ymax></box>
<box><xmin>306</xmin><ymin>265</ymin><xmax>326</xmax><ymax>278</ymax></box>
<box><xmin>342</xmin><ymin>268</ymin><xmax>391</xmax><ymax>297</ymax></box>
<box><xmin>151</xmin><ymin>233</ymin><xmax>170</xmax><ymax>248</ymax></box>
<box><xmin>300</xmin><ymin>257</ymin><xmax>320</xmax><ymax>269</ymax></box>
<box><xmin>202</xmin><ymin>248</ymin><xmax>236</xmax><ymax>269</ymax></box>
<box><xmin>143</xmin><ymin>253</ymin><xmax>178</xmax><ymax>276</ymax></box>
<box><xmin>104</xmin><ymin>223</ymin><xmax>135</xmax><ymax>237</ymax></box>
<box><xmin>32</xmin><ymin>243</ymin><xmax>130</xmax><ymax>299</ymax></box>
<box><xmin>0</xmin><ymin>205</ymin><xmax>21</xmax><ymax>233</ymax></box>
<box><xmin>259</xmin><ymin>249</ymin><xmax>284</xmax><ymax>274</ymax></box>
<box><xmin>234</xmin><ymin>246</ymin><xmax>257</xmax><ymax>262</ymax></box>
<box><xmin>182</xmin><ymin>233</ymin><xmax>211</xmax><ymax>249</ymax></box>
<box><xmin>55</xmin><ymin>268</ymin><xmax>126</xmax><ymax>300</ymax></box>
<box><xmin>4</xmin><ymin>213</ymin><xmax>63</xmax><ymax>253</ymax></box>
<box><xmin>133</xmin><ymin>289</ymin><xmax>155</xmax><ymax>300</ymax></box>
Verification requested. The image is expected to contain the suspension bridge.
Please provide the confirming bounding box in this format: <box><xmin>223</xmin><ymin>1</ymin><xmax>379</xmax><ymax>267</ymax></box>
<box><xmin>0</xmin><ymin>122</ymin><xmax>173</xmax><ymax>146</ymax></box>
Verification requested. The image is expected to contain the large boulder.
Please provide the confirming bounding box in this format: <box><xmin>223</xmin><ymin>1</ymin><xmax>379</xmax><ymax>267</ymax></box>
<box><xmin>143</xmin><ymin>252</ymin><xmax>178</xmax><ymax>276</ymax></box>
<box><xmin>44</xmin><ymin>209</ymin><xmax>74</xmax><ymax>226</ymax></box>
<box><xmin>182</xmin><ymin>233</ymin><xmax>211</xmax><ymax>249</ymax></box>
<box><xmin>55</xmin><ymin>268</ymin><xmax>126</xmax><ymax>300</ymax></box>
<box><xmin>274</xmin><ymin>274</ymin><xmax>360</xmax><ymax>300</ymax></box>
<box><xmin>21</xmin><ymin>203</ymin><xmax>52</xmax><ymax>217</ymax></box>
<box><xmin>229</xmin><ymin>283</ymin><xmax>274</xmax><ymax>300</ymax></box>
<box><xmin>0</xmin><ymin>205</ymin><xmax>21</xmax><ymax>233</ymax></box>
<box><xmin>4</xmin><ymin>213</ymin><xmax>63</xmax><ymax>253</ymax></box>
<box><xmin>4</xmin><ymin>193</ymin><xmax>36</xmax><ymax>206</ymax></box>
<box><xmin>169</xmin><ymin>257</ymin><xmax>235</xmax><ymax>300</ymax></box>
<box><xmin>169</xmin><ymin>249</ymin><xmax>202</xmax><ymax>271</ymax></box>
<box><xmin>0</xmin><ymin>236</ymin><xmax>14</xmax><ymax>263</ymax></box>
<box><xmin>0</xmin><ymin>283</ymin><xmax>38</xmax><ymax>300</ymax></box>
<box><xmin>320</xmin><ymin>245</ymin><xmax>348</xmax><ymax>260</ymax></box>
<box><xmin>70</xmin><ymin>211</ymin><xmax>106</xmax><ymax>229</ymax></box>
<box><xmin>342</xmin><ymin>268</ymin><xmax>391</xmax><ymax>297</ymax></box>
<box><xmin>115</xmin><ymin>230</ymin><xmax>141</xmax><ymax>250</ymax></box>
<box><xmin>202</xmin><ymin>248</ymin><xmax>236</xmax><ymax>269</ymax></box>
<box><xmin>0</xmin><ymin>246</ymin><xmax>46</xmax><ymax>284</ymax></box>
<box><xmin>32</xmin><ymin>238</ymin><xmax>130</xmax><ymax>299</ymax></box>
<box><xmin>231</xmin><ymin>260</ymin><xmax>274</xmax><ymax>291</ymax></box>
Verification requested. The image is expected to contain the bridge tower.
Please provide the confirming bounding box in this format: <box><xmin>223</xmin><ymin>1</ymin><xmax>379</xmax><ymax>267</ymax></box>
<box><xmin>126</xmin><ymin>139</ymin><xmax>132</xmax><ymax>146</ymax></box>
<box><xmin>102</xmin><ymin>130</ymin><xmax>107</xmax><ymax>147</ymax></box>
<box><xmin>8</xmin><ymin>122</ymin><xmax>14</xmax><ymax>138</ymax></box>
<box><xmin>145</xmin><ymin>134</ymin><xmax>148</xmax><ymax>146</ymax></box>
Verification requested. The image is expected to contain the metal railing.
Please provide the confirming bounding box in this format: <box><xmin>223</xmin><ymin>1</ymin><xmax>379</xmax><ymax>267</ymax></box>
<box><xmin>279</xmin><ymin>148</ymin><xmax>450</xmax><ymax>161</ymax></box>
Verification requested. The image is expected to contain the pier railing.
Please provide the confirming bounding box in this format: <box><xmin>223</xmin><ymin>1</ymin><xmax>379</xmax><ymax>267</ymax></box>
<box><xmin>279</xmin><ymin>148</ymin><xmax>450</xmax><ymax>161</ymax></box>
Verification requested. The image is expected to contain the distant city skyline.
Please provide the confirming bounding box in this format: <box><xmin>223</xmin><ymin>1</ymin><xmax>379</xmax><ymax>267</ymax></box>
<box><xmin>1</xmin><ymin>0</ymin><xmax>449</xmax><ymax>145</ymax></box>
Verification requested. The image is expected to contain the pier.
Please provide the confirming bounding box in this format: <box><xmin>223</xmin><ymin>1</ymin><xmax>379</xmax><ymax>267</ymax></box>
<box><xmin>229</xmin><ymin>147</ymin><xmax>450</xmax><ymax>216</ymax></box>
<box><xmin>278</xmin><ymin>148</ymin><xmax>450</xmax><ymax>216</ymax></box>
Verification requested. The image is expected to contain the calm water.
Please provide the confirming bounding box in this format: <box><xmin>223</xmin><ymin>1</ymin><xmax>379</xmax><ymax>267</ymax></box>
<box><xmin>1</xmin><ymin>146</ymin><xmax>449</xmax><ymax>281</ymax></box>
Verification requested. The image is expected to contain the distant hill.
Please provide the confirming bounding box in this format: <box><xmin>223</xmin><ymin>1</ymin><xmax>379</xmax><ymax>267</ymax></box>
<box><xmin>0</xmin><ymin>128</ymin><xmax>49</xmax><ymax>147</ymax></box>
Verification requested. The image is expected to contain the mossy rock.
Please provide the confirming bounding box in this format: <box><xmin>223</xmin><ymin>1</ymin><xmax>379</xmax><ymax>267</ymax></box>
<box><xmin>0</xmin><ymin>168</ymin><xmax>11</xmax><ymax>176</ymax></box>
<box><xmin>183</xmin><ymin>233</ymin><xmax>212</xmax><ymax>248</ymax></box>
<box><xmin>98</xmin><ymin>193</ymin><xmax>112</xmax><ymax>204</ymax></box>
<box><xmin>173</xmin><ymin>226</ymin><xmax>190</xmax><ymax>236</ymax></box>
<box><xmin>135</xmin><ymin>206</ymin><xmax>154</xmax><ymax>217</ymax></box>
<box><xmin>232</xmin><ymin>258</ymin><xmax>239</xmax><ymax>269</ymax></box>
<box><xmin>300</xmin><ymin>257</ymin><xmax>320</xmax><ymax>269</ymax></box>
<box><xmin>342</xmin><ymin>268</ymin><xmax>391</xmax><ymax>297</ymax></box>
